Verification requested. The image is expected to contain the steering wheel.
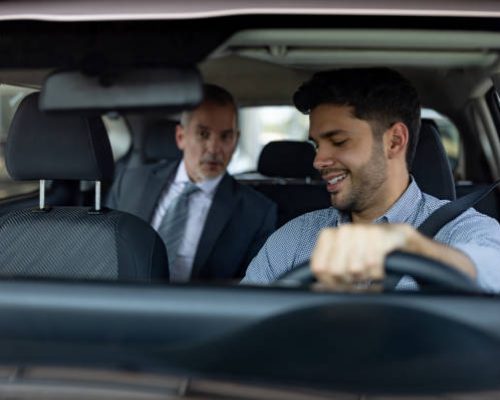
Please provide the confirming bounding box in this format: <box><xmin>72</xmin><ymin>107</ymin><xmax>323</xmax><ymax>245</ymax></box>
<box><xmin>276</xmin><ymin>251</ymin><xmax>481</xmax><ymax>293</ymax></box>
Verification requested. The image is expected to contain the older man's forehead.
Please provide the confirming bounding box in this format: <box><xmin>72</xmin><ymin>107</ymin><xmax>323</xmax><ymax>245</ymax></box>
<box><xmin>195</xmin><ymin>123</ymin><xmax>236</xmax><ymax>135</ymax></box>
<box><xmin>191</xmin><ymin>101</ymin><xmax>237</xmax><ymax>122</ymax></box>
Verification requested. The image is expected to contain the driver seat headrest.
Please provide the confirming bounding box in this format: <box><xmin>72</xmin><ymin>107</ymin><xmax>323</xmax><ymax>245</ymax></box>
<box><xmin>411</xmin><ymin>119</ymin><xmax>456</xmax><ymax>200</ymax></box>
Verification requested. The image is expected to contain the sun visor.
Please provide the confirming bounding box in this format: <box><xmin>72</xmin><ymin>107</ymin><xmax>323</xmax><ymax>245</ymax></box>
<box><xmin>39</xmin><ymin>67</ymin><xmax>203</xmax><ymax>114</ymax></box>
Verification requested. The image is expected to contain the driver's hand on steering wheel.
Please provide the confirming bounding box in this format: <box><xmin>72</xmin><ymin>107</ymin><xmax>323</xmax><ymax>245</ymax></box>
<box><xmin>311</xmin><ymin>223</ymin><xmax>414</xmax><ymax>288</ymax></box>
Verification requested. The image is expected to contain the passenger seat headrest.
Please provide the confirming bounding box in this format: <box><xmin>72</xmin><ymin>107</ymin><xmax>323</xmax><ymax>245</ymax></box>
<box><xmin>6</xmin><ymin>92</ymin><xmax>114</xmax><ymax>181</ymax></box>
<box><xmin>142</xmin><ymin>119</ymin><xmax>182</xmax><ymax>163</ymax></box>
<box><xmin>411</xmin><ymin>119</ymin><xmax>456</xmax><ymax>200</ymax></box>
<box><xmin>258</xmin><ymin>140</ymin><xmax>320</xmax><ymax>179</ymax></box>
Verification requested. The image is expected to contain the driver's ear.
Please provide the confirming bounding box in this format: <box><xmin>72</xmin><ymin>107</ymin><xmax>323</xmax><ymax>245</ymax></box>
<box><xmin>175</xmin><ymin>124</ymin><xmax>185</xmax><ymax>150</ymax></box>
<box><xmin>385</xmin><ymin>122</ymin><xmax>409</xmax><ymax>161</ymax></box>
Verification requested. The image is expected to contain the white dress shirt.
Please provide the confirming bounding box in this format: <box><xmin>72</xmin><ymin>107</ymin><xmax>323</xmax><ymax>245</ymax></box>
<box><xmin>152</xmin><ymin>161</ymin><xmax>223</xmax><ymax>282</ymax></box>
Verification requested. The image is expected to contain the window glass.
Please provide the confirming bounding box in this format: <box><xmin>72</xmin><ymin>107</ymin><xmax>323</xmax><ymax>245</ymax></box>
<box><xmin>229</xmin><ymin>106</ymin><xmax>461</xmax><ymax>174</ymax></box>
<box><xmin>228</xmin><ymin>106</ymin><xmax>308</xmax><ymax>174</ymax></box>
<box><xmin>102</xmin><ymin>113</ymin><xmax>132</xmax><ymax>162</ymax></box>
<box><xmin>0</xmin><ymin>85</ymin><xmax>38</xmax><ymax>199</ymax></box>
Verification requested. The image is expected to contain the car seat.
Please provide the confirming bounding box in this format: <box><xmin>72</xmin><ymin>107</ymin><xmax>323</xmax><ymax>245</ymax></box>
<box><xmin>412</xmin><ymin>119</ymin><xmax>456</xmax><ymax>200</ymax></box>
<box><xmin>238</xmin><ymin>140</ymin><xmax>331</xmax><ymax>227</ymax></box>
<box><xmin>142</xmin><ymin>119</ymin><xmax>182</xmax><ymax>164</ymax></box>
<box><xmin>0</xmin><ymin>93</ymin><xmax>169</xmax><ymax>282</ymax></box>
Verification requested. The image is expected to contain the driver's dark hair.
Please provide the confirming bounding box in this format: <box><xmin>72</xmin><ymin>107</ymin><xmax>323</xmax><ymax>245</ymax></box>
<box><xmin>293</xmin><ymin>68</ymin><xmax>421</xmax><ymax>168</ymax></box>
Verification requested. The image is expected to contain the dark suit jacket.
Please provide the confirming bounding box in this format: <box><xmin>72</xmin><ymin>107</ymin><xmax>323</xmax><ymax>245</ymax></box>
<box><xmin>107</xmin><ymin>161</ymin><xmax>277</xmax><ymax>280</ymax></box>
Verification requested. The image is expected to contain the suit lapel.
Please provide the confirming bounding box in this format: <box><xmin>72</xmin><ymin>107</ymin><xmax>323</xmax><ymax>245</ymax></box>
<box><xmin>136</xmin><ymin>162</ymin><xmax>178</xmax><ymax>222</ymax></box>
<box><xmin>191</xmin><ymin>174</ymin><xmax>239</xmax><ymax>279</ymax></box>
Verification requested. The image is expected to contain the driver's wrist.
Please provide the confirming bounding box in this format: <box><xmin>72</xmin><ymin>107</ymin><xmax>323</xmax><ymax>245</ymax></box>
<box><xmin>399</xmin><ymin>225</ymin><xmax>422</xmax><ymax>254</ymax></box>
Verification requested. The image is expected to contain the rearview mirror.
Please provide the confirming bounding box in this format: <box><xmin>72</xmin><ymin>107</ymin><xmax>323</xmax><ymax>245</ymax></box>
<box><xmin>40</xmin><ymin>67</ymin><xmax>203</xmax><ymax>114</ymax></box>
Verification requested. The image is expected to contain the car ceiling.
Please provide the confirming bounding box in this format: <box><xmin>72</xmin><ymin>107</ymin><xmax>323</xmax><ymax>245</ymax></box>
<box><xmin>0</xmin><ymin>16</ymin><xmax>498</xmax><ymax>116</ymax></box>
<box><xmin>200</xmin><ymin>28</ymin><xmax>500</xmax><ymax>112</ymax></box>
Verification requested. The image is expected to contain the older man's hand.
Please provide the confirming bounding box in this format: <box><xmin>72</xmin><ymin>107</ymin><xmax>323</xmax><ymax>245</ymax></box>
<box><xmin>310</xmin><ymin>224</ymin><xmax>415</xmax><ymax>287</ymax></box>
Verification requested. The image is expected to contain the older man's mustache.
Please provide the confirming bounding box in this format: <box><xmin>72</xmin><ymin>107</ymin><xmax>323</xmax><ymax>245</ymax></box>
<box><xmin>201</xmin><ymin>155</ymin><xmax>224</xmax><ymax>164</ymax></box>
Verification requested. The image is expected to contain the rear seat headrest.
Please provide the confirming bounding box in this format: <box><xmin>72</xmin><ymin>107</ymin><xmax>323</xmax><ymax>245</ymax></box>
<box><xmin>411</xmin><ymin>119</ymin><xmax>456</xmax><ymax>200</ymax></box>
<box><xmin>6</xmin><ymin>92</ymin><xmax>114</xmax><ymax>181</ymax></box>
<box><xmin>142</xmin><ymin>119</ymin><xmax>182</xmax><ymax>163</ymax></box>
<box><xmin>258</xmin><ymin>140</ymin><xmax>320</xmax><ymax>179</ymax></box>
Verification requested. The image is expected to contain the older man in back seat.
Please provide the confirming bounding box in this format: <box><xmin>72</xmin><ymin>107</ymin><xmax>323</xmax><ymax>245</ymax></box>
<box><xmin>108</xmin><ymin>84</ymin><xmax>277</xmax><ymax>282</ymax></box>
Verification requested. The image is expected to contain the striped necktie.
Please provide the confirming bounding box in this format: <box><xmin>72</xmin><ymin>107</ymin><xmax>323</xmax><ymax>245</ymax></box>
<box><xmin>157</xmin><ymin>182</ymin><xmax>200</xmax><ymax>266</ymax></box>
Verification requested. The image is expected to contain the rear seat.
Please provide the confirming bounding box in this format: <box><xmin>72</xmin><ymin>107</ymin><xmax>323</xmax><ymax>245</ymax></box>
<box><xmin>106</xmin><ymin>118</ymin><xmax>181</xmax><ymax>205</ymax></box>
<box><xmin>142</xmin><ymin>119</ymin><xmax>182</xmax><ymax>164</ymax></box>
<box><xmin>236</xmin><ymin>140</ymin><xmax>331</xmax><ymax>227</ymax></box>
<box><xmin>114</xmin><ymin>118</ymin><xmax>181</xmax><ymax>177</ymax></box>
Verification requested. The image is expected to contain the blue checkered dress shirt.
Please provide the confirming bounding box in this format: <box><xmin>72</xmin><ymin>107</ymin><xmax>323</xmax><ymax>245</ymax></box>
<box><xmin>242</xmin><ymin>179</ymin><xmax>500</xmax><ymax>292</ymax></box>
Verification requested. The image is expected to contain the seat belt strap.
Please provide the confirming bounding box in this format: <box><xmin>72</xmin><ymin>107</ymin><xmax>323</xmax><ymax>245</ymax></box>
<box><xmin>417</xmin><ymin>180</ymin><xmax>500</xmax><ymax>238</ymax></box>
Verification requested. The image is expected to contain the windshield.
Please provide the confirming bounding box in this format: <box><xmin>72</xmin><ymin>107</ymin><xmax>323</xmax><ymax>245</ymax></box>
<box><xmin>0</xmin><ymin>10</ymin><xmax>499</xmax><ymax>398</ymax></box>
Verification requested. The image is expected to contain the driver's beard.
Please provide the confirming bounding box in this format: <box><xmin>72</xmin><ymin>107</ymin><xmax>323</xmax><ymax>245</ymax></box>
<box><xmin>332</xmin><ymin>141</ymin><xmax>388</xmax><ymax>214</ymax></box>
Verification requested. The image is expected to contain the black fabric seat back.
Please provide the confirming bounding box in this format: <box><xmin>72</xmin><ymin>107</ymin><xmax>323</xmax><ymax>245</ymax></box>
<box><xmin>0</xmin><ymin>93</ymin><xmax>168</xmax><ymax>282</ymax></box>
<box><xmin>142</xmin><ymin>119</ymin><xmax>182</xmax><ymax>164</ymax></box>
<box><xmin>113</xmin><ymin>118</ymin><xmax>181</xmax><ymax>181</ymax></box>
<box><xmin>239</xmin><ymin>140</ymin><xmax>330</xmax><ymax>227</ymax></box>
<box><xmin>258</xmin><ymin>140</ymin><xmax>321</xmax><ymax>179</ymax></box>
<box><xmin>411</xmin><ymin>119</ymin><xmax>456</xmax><ymax>200</ymax></box>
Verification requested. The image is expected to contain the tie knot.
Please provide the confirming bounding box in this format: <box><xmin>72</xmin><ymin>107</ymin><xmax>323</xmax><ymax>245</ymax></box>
<box><xmin>182</xmin><ymin>182</ymin><xmax>200</xmax><ymax>197</ymax></box>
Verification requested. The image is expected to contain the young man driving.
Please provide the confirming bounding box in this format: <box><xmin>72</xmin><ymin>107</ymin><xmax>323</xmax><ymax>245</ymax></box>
<box><xmin>243</xmin><ymin>68</ymin><xmax>500</xmax><ymax>292</ymax></box>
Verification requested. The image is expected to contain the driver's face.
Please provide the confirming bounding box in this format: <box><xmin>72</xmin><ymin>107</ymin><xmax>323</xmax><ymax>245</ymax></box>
<box><xmin>309</xmin><ymin>104</ymin><xmax>388</xmax><ymax>214</ymax></box>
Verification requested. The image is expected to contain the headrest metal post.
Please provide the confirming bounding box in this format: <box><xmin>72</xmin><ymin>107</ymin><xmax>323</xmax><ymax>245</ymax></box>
<box><xmin>39</xmin><ymin>180</ymin><xmax>45</xmax><ymax>210</ymax></box>
<box><xmin>95</xmin><ymin>181</ymin><xmax>101</xmax><ymax>211</ymax></box>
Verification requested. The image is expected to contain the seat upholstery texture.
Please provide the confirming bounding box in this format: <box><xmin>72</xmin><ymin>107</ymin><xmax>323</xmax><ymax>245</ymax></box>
<box><xmin>0</xmin><ymin>93</ymin><xmax>168</xmax><ymax>282</ymax></box>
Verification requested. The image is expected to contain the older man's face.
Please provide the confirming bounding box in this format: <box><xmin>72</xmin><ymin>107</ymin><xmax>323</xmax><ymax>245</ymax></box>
<box><xmin>176</xmin><ymin>101</ymin><xmax>238</xmax><ymax>182</ymax></box>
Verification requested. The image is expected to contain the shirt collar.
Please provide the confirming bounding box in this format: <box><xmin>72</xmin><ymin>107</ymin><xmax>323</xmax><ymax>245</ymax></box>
<box><xmin>379</xmin><ymin>177</ymin><xmax>423</xmax><ymax>224</ymax></box>
<box><xmin>174</xmin><ymin>160</ymin><xmax>224</xmax><ymax>195</ymax></box>
<box><xmin>337</xmin><ymin>176</ymin><xmax>423</xmax><ymax>225</ymax></box>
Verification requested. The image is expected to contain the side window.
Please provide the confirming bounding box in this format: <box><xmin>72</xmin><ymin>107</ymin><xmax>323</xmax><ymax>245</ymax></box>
<box><xmin>0</xmin><ymin>85</ymin><xmax>38</xmax><ymax>200</ymax></box>
<box><xmin>229</xmin><ymin>106</ymin><xmax>309</xmax><ymax>174</ymax></box>
<box><xmin>421</xmin><ymin>108</ymin><xmax>461</xmax><ymax>172</ymax></box>
<box><xmin>102</xmin><ymin>113</ymin><xmax>132</xmax><ymax>162</ymax></box>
